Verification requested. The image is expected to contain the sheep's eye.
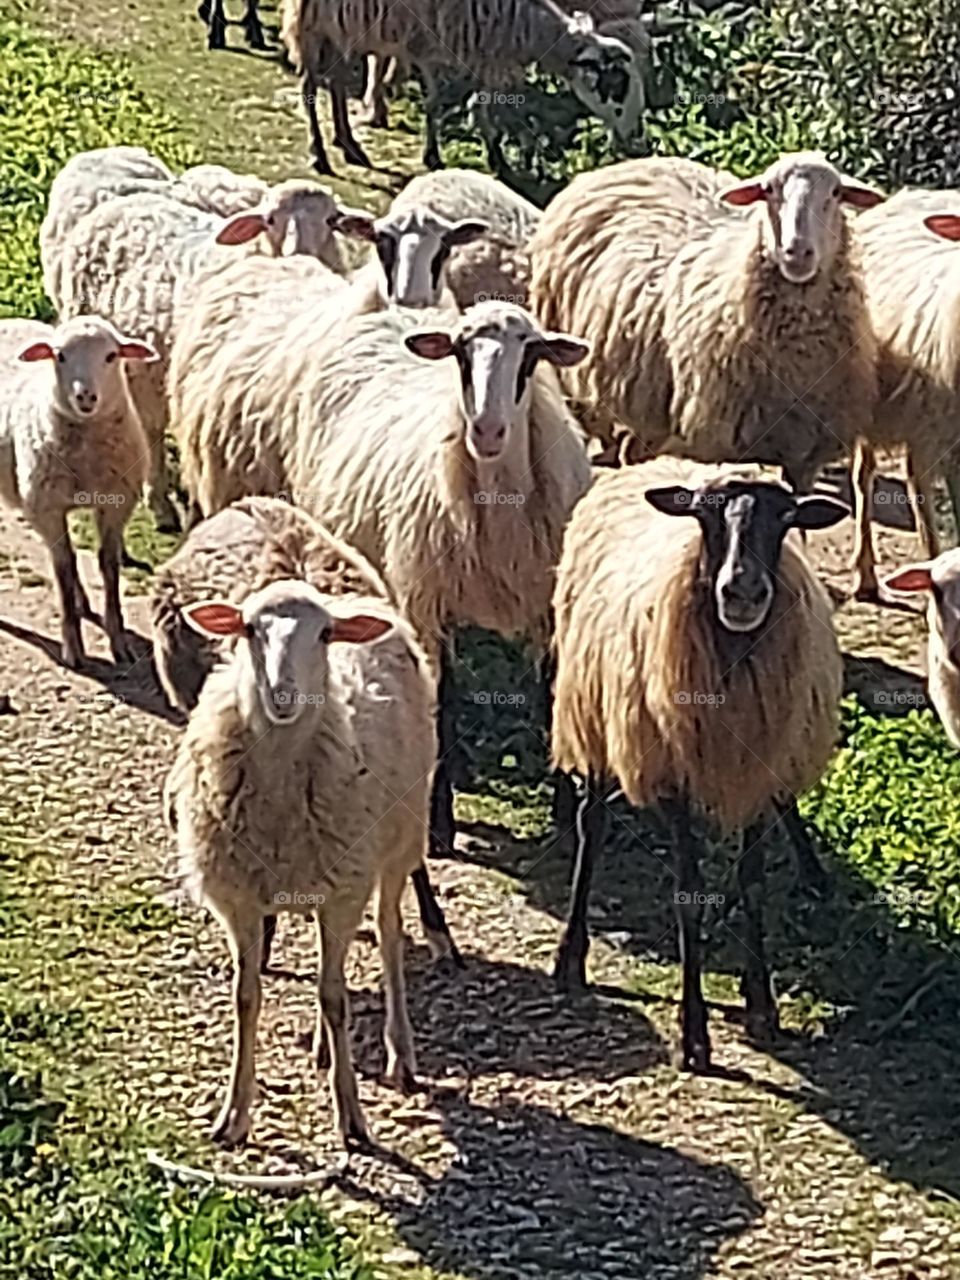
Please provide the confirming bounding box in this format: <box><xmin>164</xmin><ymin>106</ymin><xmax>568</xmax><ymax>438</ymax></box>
<box><xmin>832</xmin><ymin>186</ymin><xmax>841</xmax><ymax>198</ymax></box>
<box><xmin>56</xmin><ymin>351</ymin><xmax>65</xmax><ymax>364</ymax></box>
<box><xmin>266</xmin><ymin>215</ymin><xmax>275</xmax><ymax>227</ymax></box>
<box><xmin>105</xmin><ymin>351</ymin><xmax>117</xmax><ymax>364</ymax></box>
<box><xmin>321</xmin><ymin>625</ymin><xmax>333</xmax><ymax>644</ymax></box>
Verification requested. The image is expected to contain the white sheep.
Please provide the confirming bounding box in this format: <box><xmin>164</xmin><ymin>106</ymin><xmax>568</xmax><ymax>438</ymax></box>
<box><xmin>0</xmin><ymin>316</ymin><xmax>157</xmax><ymax>667</ymax></box>
<box><xmin>281</xmin><ymin>0</ymin><xmax>643</xmax><ymax>174</ymax></box>
<box><xmin>529</xmin><ymin>151</ymin><xmax>884</xmax><ymax>490</ymax></box>
<box><xmin>165</xmin><ymin>578</ymin><xmax>437</xmax><ymax>1146</ymax></box>
<box><xmin>551</xmin><ymin>457</ymin><xmax>847</xmax><ymax>1068</ymax></box>
<box><xmin>850</xmin><ymin>200</ymin><xmax>960</xmax><ymax>597</ymax></box>
<box><xmin>53</xmin><ymin>180</ymin><xmax>355</xmax><ymax>531</ymax></box>
<box><xmin>152</xmin><ymin>494</ymin><xmax>462</xmax><ymax>968</ymax></box>
<box><xmin>169</xmin><ymin>207</ymin><xmax>487</xmax><ymax>521</ymax></box>
<box><xmin>389</xmin><ymin>168</ymin><xmax>541</xmax><ymax>310</ymax></box>
<box><xmin>884</xmin><ymin>552</ymin><xmax>960</xmax><ymax>749</ymax></box>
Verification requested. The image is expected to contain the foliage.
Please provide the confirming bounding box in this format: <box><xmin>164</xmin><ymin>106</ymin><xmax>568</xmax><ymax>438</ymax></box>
<box><xmin>0</xmin><ymin>15</ymin><xmax>195</xmax><ymax>320</ymax></box>
<box><xmin>802</xmin><ymin>698</ymin><xmax>960</xmax><ymax>948</ymax></box>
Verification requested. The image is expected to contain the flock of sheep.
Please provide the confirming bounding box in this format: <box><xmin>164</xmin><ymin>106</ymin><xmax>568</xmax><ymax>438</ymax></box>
<box><xmin>3</xmin><ymin>127</ymin><xmax>960</xmax><ymax>1152</ymax></box>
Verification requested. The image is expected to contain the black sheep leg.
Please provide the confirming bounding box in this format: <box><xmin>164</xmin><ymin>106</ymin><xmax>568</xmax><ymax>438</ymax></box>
<box><xmin>554</xmin><ymin>773</ymin><xmax>608</xmax><ymax>990</ymax></box>
<box><xmin>412</xmin><ymin>864</ymin><xmax>463</xmax><ymax>968</ymax></box>
<box><xmin>779</xmin><ymin>800</ymin><xmax>829</xmax><ymax>894</ymax></box>
<box><xmin>429</xmin><ymin>638</ymin><xmax>458</xmax><ymax>859</ymax></box>
<box><xmin>666</xmin><ymin>798</ymin><xmax>711</xmax><ymax>1071</ymax></box>
<box><xmin>737</xmin><ymin>823</ymin><xmax>779</xmax><ymax>1035</ymax></box>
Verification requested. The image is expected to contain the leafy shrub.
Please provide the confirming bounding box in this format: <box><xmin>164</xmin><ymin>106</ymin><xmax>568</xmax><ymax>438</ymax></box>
<box><xmin>0</xmin><ymin>16</ymin><xmax>195</xmax><ymax>320</ymax></box>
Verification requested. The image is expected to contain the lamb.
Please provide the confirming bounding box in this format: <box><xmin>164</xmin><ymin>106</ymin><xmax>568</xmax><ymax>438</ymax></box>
<box><xmin>280</xmin><ymin>301</ymin><xmax>592</xmax><ymax>857</ymax></box>
<box><xmin>281</xmin><ymin>0</ymin><xmax>643</xmax><ymax>174</ymax></box>
<box><xmin>153</xmin><ymin>494</ymin><xmax>462</xmax><ymax>969</ymax></box>
<box><xmin>169</xmin><ymin>207</ymin><xmax>487</xmax><ymax>520</ymax></box>
<box><xmin>849</xmin><ymin>201</ymin><xmax>960</xmax><ymax>597</ymax></box>
<box><xmin>39</xmin><ymin>148</ymin><xmax>267</xmax><ymax>306</ymax></box>
<box><xmin>53</xmin><ymin>180</ymin><xmax>356</xmax><ymax>531</ymax></box>
<box><xmin>884</xmin><ymin>552</ymin><xmax>960</xmax><ymax>750</ymax></box>
<box><xmin>550</xmin><ymin>457</ymin><xmax>847</xmax><ymax>1068</ymax></box>
<box><xmin>0</xmin><ymin>316</ymin><xmax>156</xmax><ymax>668</ymax></box>
<box><xmin>165</xmin><ymin>578</ymin><xmax>437</xmax><ymax>1147</ymax></box>
<box><xmin>389</xmin><ymin>169</ymin><xmax>541</xmax><ymax>310</ymax></box>
<box><xmin>529</xmin><ymin>151</ymin><xmax>884</xmax><ymax>489</ymax></box>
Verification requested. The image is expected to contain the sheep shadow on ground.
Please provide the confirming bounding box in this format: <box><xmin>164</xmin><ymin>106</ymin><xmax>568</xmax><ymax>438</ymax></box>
<box><xmin>340</xmin><ymin>1088</ymin><xmax>763</xmax><ymax>1280</ymax></box>
<box><xmin>0</xmin><ymin>617</ymin><xmax>184</xmax><ymax>725</ymax></box>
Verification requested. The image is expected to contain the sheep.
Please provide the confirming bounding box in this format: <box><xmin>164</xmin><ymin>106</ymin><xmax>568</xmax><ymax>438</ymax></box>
<box><xmin>198</xmin><ymin>0</ymin><xmax>265</xmax><ymax>49</ymax></box>
<box><xmin>165</xmin><ymin>577</ymin><xmax>437</xmax><ymax>1147</ymax></box>
<box><xmin>168</xmin><ymin>207</ymin><xmax>487</xmax><ymax>522</ymax></box>
<box><xmin>884</xmin><ymin>552</ymin><xmax>960</xmax><ymax>750</ymax></box>
<box><xmin>40</xmin><ymin>149</ymin><xmax>269</xmax><ymax>306</ymax></box>
<box><xmin>389</xmin><ymin>169</ymin><xmax>541</xmax><ymax>310</ymax></box>
<box><xmin>529</xmin><ymin>151</ymin><xmax>884</xmax><ymax>490</ymax></box>
<box><xmin>53</xmin><ymin>180</ymin><xmax>356</xmax><ymax>531</ymax></box>
<box><xmin>276</xmin><ymin>300</ymin><xmax>592</xmax><ymax>858</ymax></box>
<box><xmin>849</xmin><ymin>200</ymin><xmax>960</xmax><ymax>598</ymax></box>
<box><xmin>281</xmin><ymin>0</ymin><xmax>644</xmax><ymax>174</ymax></box>
<box><xmin>550</xmin><ymin>457</ymin><xmax>847</xmax><ymax>1069</ymax></box>
<box><xmin>152</xmin><ymin>494</ymin><xmax>462</xmax><ymax>969</ymax></box>
<box><xmin>0</xmin><ymin>316</ymin><xmax>156</xmax><ymax>668</ymax></box>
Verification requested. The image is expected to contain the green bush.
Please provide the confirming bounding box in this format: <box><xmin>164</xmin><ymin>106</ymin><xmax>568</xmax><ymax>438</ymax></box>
<box><xmin>0</xmin><ymin>15</ymin><xmax>195</xmax><ymax>320</ymax></box>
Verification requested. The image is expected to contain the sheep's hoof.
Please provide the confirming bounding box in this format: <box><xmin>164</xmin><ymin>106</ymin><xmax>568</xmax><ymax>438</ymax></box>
<box><xmin>312</xmin><ymin>1027</ymin><xmax>330</xmax><ymax>1071</ymax></box>
<box><xmin>675</xmin><ymin>1034</ymin><xmax>711</xmax><ymax>1074</ymax></box>
<box><xmin>244</xmin><ymin>19</ymin><xmax>266</xmax><ymax>49</ymax></box>
<box><xmin>311</xmin><ymin>155</ymin><xmax>336</xmax><ymax>178</ymax></box>
<box><xmin>424</xmin><ymin>926</ymin><xmax>465</xmax><ymax>970</ymax></box>
<box><xmin>151</xmin><ymin>503</ymin><xmax>182</xmax><ymax>536</ymax></box>
<box><xmin>109</xmin><ymin>632</ymin><xmax>134</xmax><ymax>668</ymax></box>
<box><xmin>336</xmin><ymin>140</ymin><xmax>373</xmax><ymax>170</ymax></box>
<box><xmin>211</xmin><ymin>1104</ymin><xmax>250</xmax><ymax>1148</ymax></box>
<box><xmin>853</xmin><ymin>575</ymin><xmax>881</xmax><ymax>603</ymax></box>
<box><xmin>385</xmin><ymin>1058</ymin><xmax>418</xmax><ymax>1095</ymax></box>
<box><xmin>338</xmin><ymin>1109</ymin><xmax>371</xmax><ymax>1151</ymax></box>
<box><xmin>61</xmin><ymin>641</ymin><xmax>84</xmax><ymax>670</ymax></box>
<box><xmin>553</xmin><ymin>938</ymin><xmax>588</xmax><ymax>993</ymax></box>
<box><xmin>742</xmin><ymin>995</ymin><xmax>780</xmax><ymax>1041</ymax></box>
<box><xmin>206</xmin><ymin>26</ymin><xmax>226</xmax><ymax>50</ymax></box>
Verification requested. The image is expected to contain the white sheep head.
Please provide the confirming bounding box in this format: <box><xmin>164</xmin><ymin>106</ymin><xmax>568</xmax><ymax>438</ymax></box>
<box><xmin>215</xmin><ymin>180</ymin><xmax>348</xmax><ymax>264</ymax></box>
<box><xmin>17</xmin><ymin>316</ymin><xmax>157</xmax><ymax>420</ymax></box>
<box><xmin>404</xmin><ymin>301</ymin><xmax>588</xmax><ymax>463</ymax></box>
<box><xmin>720</xmin><ymin>152</ymin><xmax>884</xmax><ymax>284</ymax></box>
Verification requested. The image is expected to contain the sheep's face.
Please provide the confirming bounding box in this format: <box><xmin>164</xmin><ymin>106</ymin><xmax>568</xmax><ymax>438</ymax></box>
<box><xmin>886</xmin><ymin>550</ymin><xmax>960</xmax><ymax>671</ymax></box>
<box><xmin>17</xmin><ymin>318</ymin><xmax>157</xmax><ymax>420</ymax></box>
<box><xmin>331</xmin><ymin>207</ymin><xmax>487</xmax><ymax>309</ymax></box>
<box><xmin>216</xmin><ymin>184</ymin><xmax>343</xmax><ymax>263</ymax></box>
<box><xmin>645</xmin><ymin>480</ymin><xmax>847</xmax><ymax>634</ymax></box>
<box><xmin>567</xmin><ymin>28</ymin><xmax>644</xmax><ymax>143</ymax></box>
<box><xmin>720</xmin><ymin>153</ymin><xmax>884</xmax><ymax>284</ymax></box>
<box><xmin>404</xmin><ymin>303</ymin><xmax>588</xmax><ymax>462</ymax></box>
<box><xmin>184</xmin><ymin>581</ymin><xmax>394</xmax><ymax>727</ymax></box>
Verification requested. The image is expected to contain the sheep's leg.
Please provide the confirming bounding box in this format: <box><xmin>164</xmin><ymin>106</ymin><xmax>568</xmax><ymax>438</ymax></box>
<box><xmin>778</xmin><ymin>800</ymin><xmax>828</xmax><ymax>895</ymax></box>
<box><xmin>851</xmin><ymin>439</ymin><xmax>879</xmax><ymax>600</ymax></box>
<box><xmin>736</xmin><ymin>826</ymin><xmax>778</xmax><ymax>1038</ymax></box>
<box><xmin>541</xmin><ymin>651</ymin><xmax>578</xmax><ymax>846</ymax></box>
<box><xmin>212</xmin><ymin>908</ymin><xmax>263</xmax><ymax>1147</ymax></box>
<box><xmin>554</xmin><ymin>774</ymin><xmax>608</xmax><ymax>991</ymax></box>
<box><xmin>242</xmin><ymin>0</ymin><xmax>265</xmax><ymax>49</ymax></box>
<box><xmin>362</xmin><ymin>55</ymin><xmax>392</xmax><ymax>128</ymax></box>
<box><xmin>429</xmin><ymin>639</ymin><xmax>457</xmax><ymax>859</ymax></box>
<box><xmin>331</xmin><ymin>79</ymin><xmax>373</xmax><ymax>169</ymax></box>
<box><xmin>377</xmin><ymin>862</ymin><xmax>417</xmax><ymax>1093</ymax></box>
<box><xmin>304</xmin><ymin>70</ymin><xmax>334</xmax><ymax>176</ymax></box>
<box><xmin>478</xmin><ymin>101</ymin><xmax>508</xmax><ymax>181</ymax></box>
<box><xmin>317</xmin><ymin>915</ymin><xmax>368</xmax><ymax>1147</ymax></box>
<box><xmin>260</xmin><ymin>914</ymin><xmax>277</xmax><ymax>973</ymax></box>
<box><xmin>35</xmin><ymin>510</ymin><xmax>84</xmax><ymax>669</ymax></box>
<box><xmin>411</xmin><ymin>864</ymin><xmax>463</xmax><ymax>967</ymax></box>
<box><xmin>205</xmin><ymin>0</ymin><xmax>226</xmax><ymax>48</ymax></box>
<box><xmin>96</xmin><ymin>513</ymin><xmax>131</xmax><ymax>667</ymax></box>
<box><xmin>906</xmin><ymin>448</ymin><xmax>939</xmax><ymax>559</ymax></box>
<box><xmin>421</xmin><ymin>69</ymin><xmax>443</xmax><ymax>170</ymax></box>
<box><xmin>667</xmin><ymin>799</ymin><xmax>710</xmax><ymax>1072</ymax></box>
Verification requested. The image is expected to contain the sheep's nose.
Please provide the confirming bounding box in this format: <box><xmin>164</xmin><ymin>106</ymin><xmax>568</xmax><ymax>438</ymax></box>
<box><xmin>784</xmin><ymin>244</ymin><xmax>814</xmax><ymax>263</ymax></box>
<box><xmin>74</xmin><ymin>387</ymin><xmax>98</xmax><ymax>412</ymax></box>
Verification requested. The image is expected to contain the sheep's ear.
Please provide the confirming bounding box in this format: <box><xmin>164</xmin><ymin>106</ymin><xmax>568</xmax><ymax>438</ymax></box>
<box><xmin>117</xmin><ymin>340</ymin><xmax>159</xmax><ymax>362</ymax></box>
<box><xmin>183</xmin><ymin>601</ymin><xmax>246</xmax><ymax>636</ymax></box>
<box><xmin>17</xmin><ymin>341</ymin><xmax>56</xmax><ymax>362</ymax></box>
<box><xmin>840</xmin><ymin>182</ymin><xmax>884</xmax><ymax>210</ymax></box>
<box><xmin>405</xmin><ymin>331</ymin><xmax>455</xmax><ymax>360</ymax></box>
<box><xmin>328</xmin><ymin>614</ymin><xmax>394</xmax><ymax>645</ymax></box>
<box><xmin>790</xmin><ymin>495</ymin><xmax>849</xmax><ymax>531</ymax></box>
<box><xmin>531</xmin><ymin>334</ymin><xmax>590</xmax><ymax>367</ymax></box>
<box><xmin>330</xmin><ymin>210</ymin><xmax>378</xmax><ymax>242</ymax></box>
<box><xmin>216</xmin><ymin>212</ymin><xmax>268</xmax><ymax>245</ymax></box>
<box><xmin>883</xmin><ymin>564</ymin><xmax>934</xmax><ymax>593</ymax></box>
<box><xmin>925</xmin><ymin>214</ymin><xmax>960</xmax><ymax>243</ymax></box>
<box><xmin>645</xmin><ymin>485</ymin><xmax>697</xmax><ymax>516</ymax></box>
<box><xmin>719</xmin><ymin>180</ymin><xmax>766</xmax><ymax>206</ymax></box>
<box><xmin>442</xmin><ymin>219</ymin><xmax>488</xmax><ymax>247</ymax></box>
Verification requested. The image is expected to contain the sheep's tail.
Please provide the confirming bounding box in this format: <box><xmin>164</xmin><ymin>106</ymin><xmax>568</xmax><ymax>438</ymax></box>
<box><xmin>146</xmin><ymin>1149</ymin><xmax>340</xmax><ymax>1192</ymax></box>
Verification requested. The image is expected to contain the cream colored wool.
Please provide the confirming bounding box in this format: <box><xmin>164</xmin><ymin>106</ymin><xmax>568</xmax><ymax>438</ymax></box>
<box><xmin>529</xmin><ymin>155</ymin><xmax>877</xmax><ymax>487</ymax></box>
<box><xmin>552</xmin><ymin>457</ymin><xmax>842</xmax><ymax>832</ymax></box>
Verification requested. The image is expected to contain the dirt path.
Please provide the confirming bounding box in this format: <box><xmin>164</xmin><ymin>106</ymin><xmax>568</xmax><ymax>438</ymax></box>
<box><xmin>3</xmin><ymin>3</ymin><xmax>957</xmax><ymax>1277</ymax></box>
